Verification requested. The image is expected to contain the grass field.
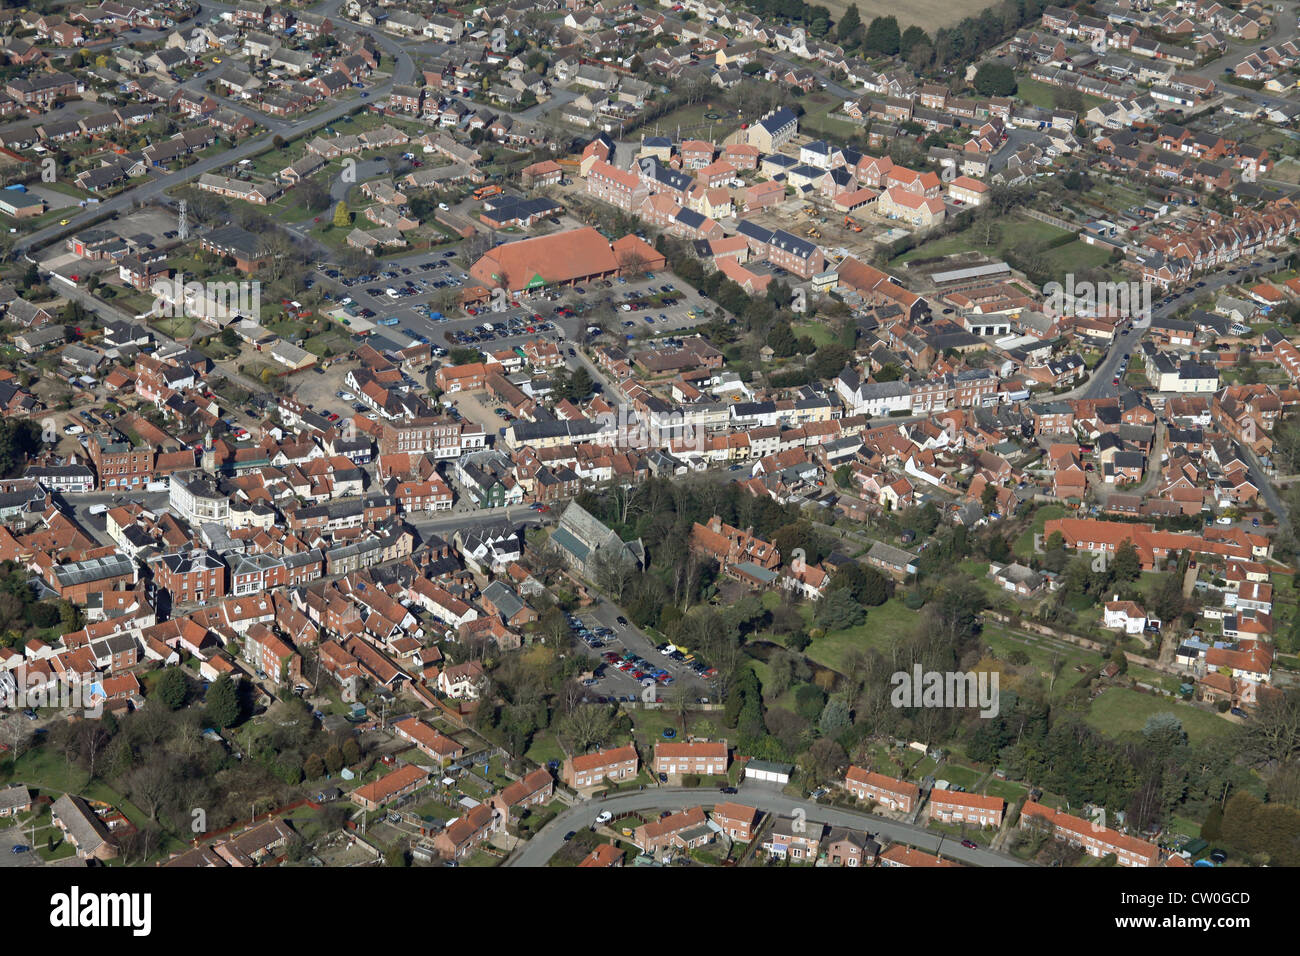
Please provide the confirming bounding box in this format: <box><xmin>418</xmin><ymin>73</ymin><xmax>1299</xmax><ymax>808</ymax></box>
<box><xmin>804</xmin><ymin>597</ymin><xmax>919</xmax><ymax>673</ymax></box>
<box><xmin>896</xmin><ymin>215</ymin><xmax>1065</xmax><ymax>264</ymax></box>
<box><xmin>821</xmin><ymin>0</ymin><xmax>998</xmax><ymax>29</ymax></box>
<box><xmin>1014</xmin><ymin>504</ymin><xmax>1066</xmax><ymax>560</ymax></box>
<box><xmin>1014</xmin><ymin>77</ymin><xmax>1106</xmax><ymax>112</ymax></box>
<box><xmin>1085</xmin><ymin>688</ymin><xmax>1234</xmax><ymax>746</ymax></box>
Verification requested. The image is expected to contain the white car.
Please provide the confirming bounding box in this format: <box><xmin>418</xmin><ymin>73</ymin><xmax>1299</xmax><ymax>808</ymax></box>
<box><xmin>595</xmin><ymin>811</ymin><xmax>612</xmax><ymax>825</ymax></box>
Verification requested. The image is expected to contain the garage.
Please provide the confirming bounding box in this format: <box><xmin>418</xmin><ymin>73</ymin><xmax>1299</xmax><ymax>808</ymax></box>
<box><xmin>744</xmin><ymin>759</ymin><xmax>794</xmax><ymax>786</ymax></box>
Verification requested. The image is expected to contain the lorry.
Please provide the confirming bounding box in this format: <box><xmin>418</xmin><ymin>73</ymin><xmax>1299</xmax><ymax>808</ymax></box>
<box><xmin>377</xmin><ymin>316</ymin><xmax>400</xmax><ymax>326</ymax></box>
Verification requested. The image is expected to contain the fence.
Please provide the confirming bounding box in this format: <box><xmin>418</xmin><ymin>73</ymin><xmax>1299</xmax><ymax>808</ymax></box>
<box><xmin>1021</xmin><ymin>207</ymin><xmax>1077</xmax><ymax>233</ymax></box>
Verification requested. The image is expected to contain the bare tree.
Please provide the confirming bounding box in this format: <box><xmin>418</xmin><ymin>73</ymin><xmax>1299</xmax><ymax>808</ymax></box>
<box><xmin>0</xmin><ymin>717</ymin><xmax>32</xmax><ymax>765</ymax></box>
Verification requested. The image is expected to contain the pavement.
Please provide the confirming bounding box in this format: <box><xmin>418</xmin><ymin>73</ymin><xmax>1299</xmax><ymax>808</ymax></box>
<box><xmin>504</xmin><ymin>783</ymin><xmax>1031</xmax><ymax>867</ymax></box>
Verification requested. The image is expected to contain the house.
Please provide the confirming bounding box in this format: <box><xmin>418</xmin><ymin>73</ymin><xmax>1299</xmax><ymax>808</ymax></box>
<box><xmin>763</xmin><ymin>813</ymin><xmax>824</xmax><ymax>861</ymax></box>
<box><xmin>392</xmin><ymin>716</ymin><xmax>464</xmax><ymax>764</ymax></box>
<box><xmin>928</xmin><ymin>789</ymin><xmax>1005</xmax><ymax>827</ymax></box>
<box><xmin>0</xmin><ymin>784</ymin><xmax>32</xmax><ymax>817</ymax></box>
<box><xmin>844</xmin><ymin>767</ymin><xmax>919</xmax><ymax>811</ymax></box>
<box><xmin>437</xmin><ymin>659</ymin><xmax>486</xmax><ymax>699</ymax></box>
<box><xmin>350</xmin><ymin>764</ymin><xmax>430</xmax><ymax>810</ymax></box>
<box><xmin>562</xmin><ymin>744</ymin><xmax>639</xmax><ymax>788</ymax></box>
<box><xmin>434</xmin><ymin>803</ymin><xmax>496</xmax><ymax>860</ymax></box>
<box><xmin>490</xmin><ymin>767</ymin><xmax>553</xmax><ymax>822</ymax></box>
<box><xmin>51</xmin><ymin>793</ymin><xmax>117</xmax><ymax>860</ymax></box>
<box><xmin>1019</xmin><ymin>800</ymin><xmax>1160</xmax><ymax>866</ymax></box>
<box><xmin>711</xmin><ymin>802</ymin><xmax>759</xmax><ymax>841</ymax></box>
<box><xmin>748</xmin><ymin>107</ymin><xmax>798</xmax><ymax>151</ymax></box>
<box><xmin>824</xmin><ymin>828</ymin><xmax>875</xmax><ymax>866</ymax></box>
<box><xmin>653</xmin><ymin>740</ymin><xmax>728</xmax><ymax>778</ymax></box>
<box><xmin>633</xmin><ymin>805</ymin><xmax>712</xmax><ymax>854</ymax></box>
<box><xmin>1103</xmin><ymin>597</ymin><xmax>1149</xmax><ymax>634</ymax></box>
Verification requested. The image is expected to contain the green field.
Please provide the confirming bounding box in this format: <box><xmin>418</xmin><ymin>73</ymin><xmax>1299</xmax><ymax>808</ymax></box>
<box><xmin>804</xmin><ymin>597</ymin><xmax>920</xmax><ymax>673</ymax></box>
<box><xmin>1014</xmin><ymin>504</ymin><xmax>1067</xmax><ymax>560</ymax></box>
<box><xmin>1085</xmin><ymin>688</ymin><xmax>1234</xmax><ymax>745</ymax></box>
<box><xmin>896</xmin><ymin>215</ymin><xmax>1063</xmax><ymax>264</ymax></box>
<box><xmin>1014</xmin><ymin>77</ymin><xmax>1106</xmax><ymax>112</ymax></box>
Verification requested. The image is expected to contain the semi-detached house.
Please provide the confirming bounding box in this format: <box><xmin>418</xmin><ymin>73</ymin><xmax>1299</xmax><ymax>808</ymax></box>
<box><xmin>653</xmin><ymin>740</ymin><xmax>728</xmax><ymax>777</ymax></box>
<box><xmin>561</xmin><ymin>744</ymin><xmax>639</xmax><ymax>788</ymax></box>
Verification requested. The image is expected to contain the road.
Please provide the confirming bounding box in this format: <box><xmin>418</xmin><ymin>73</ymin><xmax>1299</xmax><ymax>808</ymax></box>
<box><xmin>1071</xmin><ymin>254</ymin><xmax>1279</xmax><ymax>401</ymax></box>
<box><xmin>504</xmin><ymin>783</ymin><xmax>1031</xmax><ymax>867</ymax></box>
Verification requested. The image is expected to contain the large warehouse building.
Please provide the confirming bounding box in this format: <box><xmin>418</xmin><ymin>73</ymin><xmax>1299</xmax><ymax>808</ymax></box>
<box><xmin>468</xmin><ymin>227</ymin><xmax>664</xmax><ymax>292</ymax></box>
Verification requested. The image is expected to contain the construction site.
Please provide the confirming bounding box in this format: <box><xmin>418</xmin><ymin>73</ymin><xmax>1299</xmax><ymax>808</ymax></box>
<box><xmin>744</xmin><ymin>194</ymin><xmax>902</xmax><ymax>271</ymax></box>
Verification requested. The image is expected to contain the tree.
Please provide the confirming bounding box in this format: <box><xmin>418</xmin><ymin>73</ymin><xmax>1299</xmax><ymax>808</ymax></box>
<box><xmin>324</xmin><ymin>745</ymin><xmax>344</xmax><ymax>773</ymax></box>
<box><xmin>900</xmin><ymin>25</ymin><xmax>931</xmax><ymax>58</ymax></box>
<box><xmin>332</xmin><ymin>201</ymin><xmax>351</xmax><ymax>229</ymax></box>
<box><xmin>972</xmin><ymin>63</ymin><xmax>1017</xmax><ymax>97</ymax></box>
<box><xmin>819</xmin><ymin>698</ymin><xmax>851</xmax><ymax>736</ymax></box>
<box><xmin>1148</xmin><ymin>573</ymin><xmax>1186</xmax><ymax>624</ymax></box>
<box><xmin>304</xmin><ymin>753</ymin><xmax>325</xmax><ymax>779</ymax></box>
<box><xmin>1141</xmin><ymin>712</ymin><xmax>1187</xmax><ymax>755</ymax></box>
<box><xmin>836</xmin><ymin>3</ymin><xmax>862</xmax><ymax>45</ymax></box>
<box><xmin>981</xmin><ymin>482</ymin><xmax>998</xmax><ymax>514</ymax></box>
<box><xmin>0</xmin><ymin>420</ymin><xmax>42</xmax><ymax>478</ymax></box>
<box><xmin>863</xmin><ymin>15</ymin><xmax>901</xmax><ymax>55</ymax></box>
<box><xmin>204</xmin><ymin>674</ymin><xmax>240</xmax><ymax>728</ymax></box>
<box><xmin>156</xmin><ymin>667</ymin><xmax>187</xmax><ymax>710</ymax></box>
<box><xmin>1113</xmin><ymin>539</ymin><xmax>1141</xmax><ymax>584</ymax></box>
<box><xmin>386</xmin><ymin>844</ymin><xmax>410</xmax><ymax>866</ymax></box>
<box><xmin>830</xmin><ymin>562</ymin><xmax>891</xmax><ymax>607</ymax></box>
<box><xmin>562</xmin><ymin>703</ymin><xmax>618</xmax><ymax>752</ymax></box>
<box><xmin>815</xmin><ymin>587</ymin><xmax>865</xmax><ymax>631</ymax></box>
<box><xmin>794</xmin><ymin>684</ymin><xmax>827</xmax><ymax>721</ymax></box>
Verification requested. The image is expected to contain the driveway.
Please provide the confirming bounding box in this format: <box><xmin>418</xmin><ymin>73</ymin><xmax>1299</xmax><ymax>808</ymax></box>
<box><xmin>0</xmin><ymin>824</ymin><xmax>43</xmax><ymax>868</ymax></box>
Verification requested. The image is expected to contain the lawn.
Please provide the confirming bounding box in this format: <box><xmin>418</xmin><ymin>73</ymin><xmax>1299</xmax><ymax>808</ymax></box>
<box><xmin>896</xmin><ymin>215</ymin><xmax>1068</xmax><ymax>265</ymax></box>
<box><xmin>982</xmin><ymin>625</ymin><xmax>1102</xmax><ymax>701</ymax></box>
<box><xmin>1085</xmin><ymin>687</ymin><xmax>1234</xmax><ymax>745</ymax></box>
<box><xmin>935</xmin><ymin>762</ymin><xmax>983</xmax><ymax>789</ymax></box>
<box><xmin>523</xmin><ymin>731</ymin><xmax>567</xmax><ymax>769</ymax></box>
<box><xmin>820</xmin><ymin>0</ymin><xmax>1002</xmax><ymax>29</ymax></box>
<box><xmin>792</xmin><ymin>318</ymin><xmax>838</xmax><ymax>348</ymax></box>
<box><xmin>804</xmin><ymin>597</ymin><xmax>919</xmax><ymax>673</ymax></box>
<box><xmin>1014</xmin><ymin>77</ymin><xmax>1106</xmax><ymax>112</ymax></box>
<box><xmin>1014</xmin><ymin>504</ymin><xmax>1067</xmax><ymax>560</ymax></box>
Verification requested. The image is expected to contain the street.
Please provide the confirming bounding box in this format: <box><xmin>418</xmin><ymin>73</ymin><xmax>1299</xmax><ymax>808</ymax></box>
<box><xmin>505</xmin><ymin>783</ymin><xmax>1031</xmax><ymax>867</ymax></box>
